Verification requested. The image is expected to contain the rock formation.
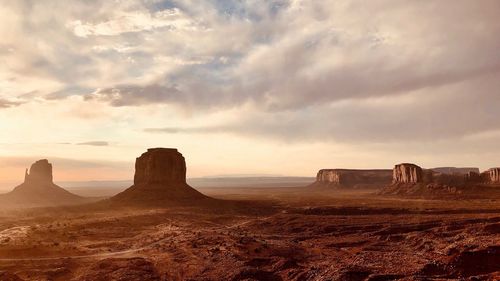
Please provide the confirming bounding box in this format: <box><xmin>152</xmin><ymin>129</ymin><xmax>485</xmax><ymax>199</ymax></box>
<box><xmin>134</xmin><ymin>148</ymin><xmax>186</xmax><ymax>185</ymax></box>
<box><xmin>392</xmin><ymin>163</ymin><xmax>423</xmax><ymax>184</ymax></box>
<box><xmin>431</xmin><ymin>167</ymin><xmax>480</xmax><ymax>175</ymax></box>
<box><xmin>0</xmin><ymin>159</ymin><xmax>85</xmax><ymax>208</ymax></box>
<box><xmin>25</xmin><ymin>159</ymin><xmax>54</xmax><ymax>184</ymax></box>
<box><xmin>484</xmin><ymin>168</ymin><xmax>500</xmax><ymax>183</ymax></box>
<box><xmin>380</xmin><ymin>163</ymin><xmax>500</xmax><ymax>198</ymax></box>
<box><xmin>464</xmin><ymin>171</ymin><xmax>482</xmax><ymax>183</ymax></box>
<box><xmin>110</xmin><ymin>148</ymin><xmax>209</xmax><ymax>205</ymax></box>
<box><xmin>316</xmin><ymin>169</ymin><xmax>342</xmax><ymax>185</ymax></box>
<box><xmin>311</xmin><ymin>169</ymin><xmax>392</xmax><ymax>188</ymax></box>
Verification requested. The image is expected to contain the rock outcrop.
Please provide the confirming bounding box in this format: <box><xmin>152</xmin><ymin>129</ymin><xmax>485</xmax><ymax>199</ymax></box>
<box><xmin>392</xmin><ymin>163</ymin><xmax>423</xmax><ymax>184</ymax></box>
<box><xmin>134</xmin><ymin>148</ymin><xmax>187</xmax><ymax>185</ymax></box>
<box><xmin>464</xmin><ymin>171</ymin><xmax>482</xmax><ymax>183</ymax></box>
<box><xmin>110</xmin><ymin>148</ymin><xmax>209</xmax><ymax>205</ymax></box>
<box><xmin>484</xmin><ymin>168</ymin><xmax>500</xmax><ymax>183</ymax></box>
<box><xmin>316</xmin><ymin>169</ymin><xmax>342</xmax><ymax>185</ymax></box>
<box><xmin>380</xmin><ymin>163</ymin><xmax>500</xmax><ymax>198</ymax></box>
<box><xmin>311</xmin><ymin>169</ymin><xmax>392</xmax><ymax>189</ymax></box>
<box><xmin>0</xmin><ymin>159</ymin><xmax>85</xmax><ymax>208</ymax></box>
<box><xmin>24</xmin><ymin>159</ymin><xmax>53</xmax><ymax>184</ymax></box>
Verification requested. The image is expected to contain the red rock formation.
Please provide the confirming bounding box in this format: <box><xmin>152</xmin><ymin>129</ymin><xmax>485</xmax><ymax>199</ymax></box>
<box><xmin>134</xmin><ymin>148</ymin><xmax>186</xmax><ymax>185</ymax></box>
<box><xmin>464</xmin><ymin>171</ymin><xmax>481</xmax><ymax>183</ymax></box>
<box><xmin>392</xmin><ymin>163</ymin><xmax>423</xmax><ymax>184</ymax></box>
<box><xmin>312</xmin><ymin>169</ymin><xmax>392</xmax><ymax>188</ymax></box>
<box><xmin>24</xmin><ymin>159</ymin><xmax>53</xmax><ymax>185</ymax></box>
<box><xmin>381</xmin><ymin>164</ymin><xmax>500</xmax><ymax>198</ymax></box>
<box><xmin>0</xmin><ymin>159</ymin><xmax>85</xmax><ymax>207</ymax></box>
<box><xmin>431</xmin><ymin>167</ymin><xmax>480</xmax><ymax>175</ymax></box>
<box><xmin>316</xmin><ymin>170</ymin><xmax>342</xmax><ymax>185</ymax></box>
<box><xmin>485</xmin><ymin>168</ymin><xmax>500</xmax><ymax>183</ymax></box>
<box><xmin>111</xmin><ymin>148</ymin><xmax>209</xmax><ymax>205</ymax></box>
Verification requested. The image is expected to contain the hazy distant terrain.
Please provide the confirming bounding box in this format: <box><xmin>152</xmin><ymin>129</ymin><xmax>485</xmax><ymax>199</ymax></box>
<box><xmin>0</xmin><ymin>177</ymin><xmax>315</xmax><ymax>197</ymax></box>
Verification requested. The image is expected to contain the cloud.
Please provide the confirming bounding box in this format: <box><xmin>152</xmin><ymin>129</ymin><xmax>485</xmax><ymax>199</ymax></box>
<box><xmin>67</xmin><ymin>8</ymin><xmax>198</xmax><ymax>38</ymax></box>
<box><xmin>2</xmin><ymin>0</ymin><xmax>500</xmax><ymax>154</ymax></box>
<box><xmin>76</xmin><ymin>141</ymin><xmax>110</xmax><ymax>146</ymax></box>
<box><xmin>53</xmin><ymin>0</ymin><xmax>496</xmax><ymax>115</ymax></box>
<box><xmin>0</xmin><ymin>98</ymin><xmax>23</xmax><ymax>109</ymax></box>
<box><xmin>144</xmin><ymin>126</ymin><xmax>227</xmax><ymax>134</ymax></box>
<box><xmin>143</xmin><ymin>72</ymin><xmax>500</xmax><ymax>144</ymax></box>
<box><xmin>85</xmin><ymin>84</ymin><xmax>182</xmax><ymax>106</ymax></box>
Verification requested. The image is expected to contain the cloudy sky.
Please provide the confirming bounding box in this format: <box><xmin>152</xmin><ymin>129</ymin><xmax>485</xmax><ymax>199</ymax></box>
<box><xmin>1</xmin><ymin>0</ymin><xmax>500</xmax><ymax>183</ymax></box>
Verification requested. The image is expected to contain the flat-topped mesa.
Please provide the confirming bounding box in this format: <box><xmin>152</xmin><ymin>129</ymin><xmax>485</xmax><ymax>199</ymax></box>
<box><xmin>431</xmin><ymin>167</ymin><xmax>480</xmax><ymax>175</ymax></box>
<box><xmin>392</xmin><ymin>163</ymin><xmax>423</xmax><ymax>184</ymax></box>
<box><xmin>313</xmin><ymin>169</ymin><xmax>393</xmax><ymax>188</ymax></box>
<box><xmin>24</xmin><ymin>159</ymin><xmax>53</xmax><ymax>185</ymax></box>
<box><xmin>381</xmin><ymin>163</ymin><xmax>500</xmax><ymax>198</ymax></box>
<box><xmin>134</xmin><ymin>148</ymin><xmax>186</xmax><ymax>186</ymax></box>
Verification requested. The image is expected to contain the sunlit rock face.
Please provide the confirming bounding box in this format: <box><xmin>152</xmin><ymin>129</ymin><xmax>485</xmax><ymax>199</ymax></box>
<box><xmin>381</xmin><ymin>164</ymin><xmax>500</xmax><ymax>198</ymax></box>
<box><xmin>316</xmin><ymin>170</ymin><xmax>342</xmax><ymax>184</ymax></box>
<box><xmin>485</xmin><ymin>168</ymin><xmax>500</xmax><ymax>183</ymax></box>
<box><xmin>392</xmin><ymin>163</ymin><xmax>423</xmax><ymax>184</ymax></box>
<box><xmin>24</xmin><ymin>159</ymin><xmax>53</xmax><ymax>185</ymax></box>
<box><xmin>134</xmin><ymin>148</ymin><xmax>186</xmax><ymax>186</ymax></box>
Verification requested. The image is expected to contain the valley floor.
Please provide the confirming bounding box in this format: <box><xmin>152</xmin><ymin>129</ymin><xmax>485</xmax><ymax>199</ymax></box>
<box><xmin>0</xmin><ymin>188</ymin><xmax>499</xmax><ymax>280</ymax></box>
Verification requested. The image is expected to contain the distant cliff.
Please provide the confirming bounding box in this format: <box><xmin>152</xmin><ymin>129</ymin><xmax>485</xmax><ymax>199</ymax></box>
<box><xmin>431</xmin><ymin>167</ymin><xmax>480</xmax><ymax>175</ymax></box>
<box><xmin>482</xmin><ymin>168</ymin><xmax>500</xmax><ymax>183</ymax></box>
<box><xmin>311</xmin><ymin>169</ymin><xmax>392</xmax><ymax>189</ymax></box>
<box><xmin>380</xmin><ymin>163</ymin><xmax>500</xmax><ymax>198</ymax></box>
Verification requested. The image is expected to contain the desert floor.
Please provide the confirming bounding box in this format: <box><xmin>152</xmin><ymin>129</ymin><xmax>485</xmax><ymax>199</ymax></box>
<box><xmin>0</xmin><ymin>187</ymin><xmax>499</xmax><ymax>281</ymax></box>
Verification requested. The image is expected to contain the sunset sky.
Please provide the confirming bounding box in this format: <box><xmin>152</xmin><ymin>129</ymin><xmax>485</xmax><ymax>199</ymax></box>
<box><xmin>1</xmin><ymin>0</ymin><xmax>500</xmax><ymax>183</ymax></box>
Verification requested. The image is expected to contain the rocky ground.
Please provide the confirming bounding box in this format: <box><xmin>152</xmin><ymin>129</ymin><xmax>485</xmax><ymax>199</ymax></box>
<box><xmin>0</xmin><ymin>188</ymin><xmax>499</xmax><ymax>281</ymax></box>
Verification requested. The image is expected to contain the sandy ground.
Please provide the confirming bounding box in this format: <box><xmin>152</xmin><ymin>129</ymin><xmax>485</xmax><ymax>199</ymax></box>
<box><xmin>0</xmin><ymin>187</ymin><xmax>498</xmax><ymax>280</ymax></box>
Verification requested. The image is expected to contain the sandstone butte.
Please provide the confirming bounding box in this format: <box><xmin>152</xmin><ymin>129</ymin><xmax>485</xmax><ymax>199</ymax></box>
<box><xmin>110</xmin><ymin>148</ymin><xmax>209</xmax><ymax>205</ymax></box>
<box><xmin>0</xmin><ymin>159</ymin><xmax>84</xmax><ymax>207</ymax></box>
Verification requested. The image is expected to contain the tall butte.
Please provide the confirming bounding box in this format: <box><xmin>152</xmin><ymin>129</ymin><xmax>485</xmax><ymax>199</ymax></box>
<box><xmin>0</xmin><ymin>159</ymin><xmax>84</xmax><ymax>207</ymax></box>
<box><xmin>110</xmin><ymin>148</ymin><xmax>209</xmax><ymax>205</ymax></box>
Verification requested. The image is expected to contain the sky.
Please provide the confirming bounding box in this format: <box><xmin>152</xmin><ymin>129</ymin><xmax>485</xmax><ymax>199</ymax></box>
<box><xmin>1</xmin><ymin>0</ymin><xmax>500</xmax><ymax>183</ymax></box>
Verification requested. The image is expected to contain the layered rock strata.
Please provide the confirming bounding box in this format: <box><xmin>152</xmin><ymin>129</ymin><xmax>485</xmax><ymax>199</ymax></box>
<box><xmin>484</xmin><ymin>168</ymin><xmax>500</xmax><ymax>183</ymax></box>
<box><xmin>392</xmin><ymin>163</ymin><xmax>423</xmax><ymax>184</ymax></box>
